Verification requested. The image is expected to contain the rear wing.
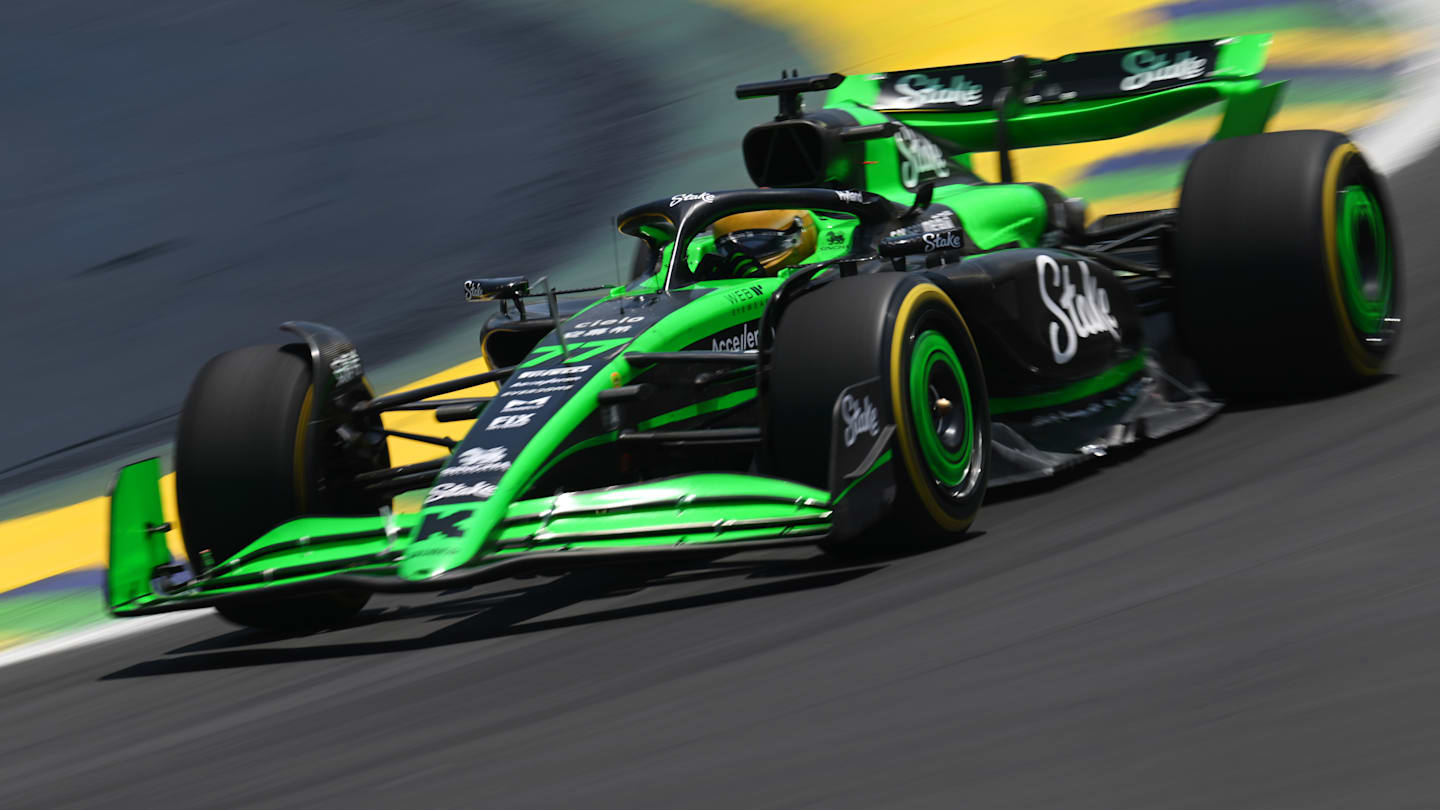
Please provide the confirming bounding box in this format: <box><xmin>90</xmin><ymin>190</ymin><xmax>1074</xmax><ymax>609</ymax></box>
<box><xmin>826</xmin><ymin>34</ymin><xmax>1281</xmax><ymax>151</ymax></box>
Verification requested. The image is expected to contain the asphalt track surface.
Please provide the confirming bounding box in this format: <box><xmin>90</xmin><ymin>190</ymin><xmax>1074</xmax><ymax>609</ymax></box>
<box><xmin>7</xmin><ymin>13</ymin><xmax>1440</xmax><ymax>810</ymax></box>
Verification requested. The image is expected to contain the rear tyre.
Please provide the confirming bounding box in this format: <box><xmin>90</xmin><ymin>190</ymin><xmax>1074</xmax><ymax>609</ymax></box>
<box><xmin>176</xmin><ymin>345</ymin><xmax>380</xmax><ymax>630</ymax></box>
<box><xmin>769</xmin><ymin>273</ymin><xmax>990</xmax><ymax>552</ymax></box>
<box><xmin>1174</xmin><ymin>130</ymin><xmax>1401</xmax><ymax>397</ymax></box>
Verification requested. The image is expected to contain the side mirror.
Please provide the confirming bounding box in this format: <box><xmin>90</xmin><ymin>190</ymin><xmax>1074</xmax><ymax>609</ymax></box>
<box><xmin>877</xmin><ymin>227</ymin><xmax>972</xmax><ymax>269</ymax></box>
<box><xmin>463</xmin><ymin>276</ymin><xmax>530</xmax><ymax>302</ymax></box>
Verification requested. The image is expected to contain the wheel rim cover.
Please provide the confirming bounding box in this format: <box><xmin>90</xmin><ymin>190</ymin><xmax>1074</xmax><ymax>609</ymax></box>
<box><xmin>908</xmin><ymin>330</ymin><xmax>972</xmax><ymax>488</ymax></box>
<box><xmin>1336</xmin><ymin>183</ymin><xmax>1393</xmax><ymax>334</ymax></box>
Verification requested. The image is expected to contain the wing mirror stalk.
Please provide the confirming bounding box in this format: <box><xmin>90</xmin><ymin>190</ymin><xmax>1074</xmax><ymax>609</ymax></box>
<box><xmin>463</xmin><ymin>276</ymin><xmax>613</xmax><ymax>363</ymax></box>
<box><xmin>463</xmin><ymin>276</ymin><xmax>612</xmax><ymax>321</ymax></box>
<box><xmin>464</xmin><ymin>276</ymin><xmax>531</xmax><ymax>317</ymax></box>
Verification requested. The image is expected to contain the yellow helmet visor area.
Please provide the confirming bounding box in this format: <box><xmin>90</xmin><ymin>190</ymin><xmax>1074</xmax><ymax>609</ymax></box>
<box><xmin>712</xmin><ymin>209</ymin><xmax>819</xmax><ymax>271</ymax></box>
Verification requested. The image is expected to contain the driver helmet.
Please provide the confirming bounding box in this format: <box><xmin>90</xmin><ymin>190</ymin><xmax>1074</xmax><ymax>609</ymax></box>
<box><xmin>711</xmin><ymin>209</ymin><xmax>818</xmax><ymax>272</ymax></box>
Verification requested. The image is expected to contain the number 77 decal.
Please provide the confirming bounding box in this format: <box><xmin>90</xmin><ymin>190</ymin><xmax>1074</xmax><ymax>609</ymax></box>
<box><xmin>517</xmin><ymin>338</ymin><xmax>633</xmax><ymax>369</ymax></box>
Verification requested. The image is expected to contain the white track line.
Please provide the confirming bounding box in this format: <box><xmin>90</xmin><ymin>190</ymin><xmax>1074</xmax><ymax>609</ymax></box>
<box><xmin>0</xmin><ymin>611</ymin><xmax>207</xmax><ymax>672</ymax></box>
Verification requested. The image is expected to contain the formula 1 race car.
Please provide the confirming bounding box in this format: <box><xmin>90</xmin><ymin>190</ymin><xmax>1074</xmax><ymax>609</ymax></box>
<box><xmin>107</xmin><ymin>34</ymin><xmax>1401</xmax><ymax>629</ymax></box>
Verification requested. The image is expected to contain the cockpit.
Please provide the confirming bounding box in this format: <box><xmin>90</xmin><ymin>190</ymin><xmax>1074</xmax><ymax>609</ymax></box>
<box><xmin>617</xmin><ymin>187</ymin><xmax>896</xmax><ymax>290</ymax></box>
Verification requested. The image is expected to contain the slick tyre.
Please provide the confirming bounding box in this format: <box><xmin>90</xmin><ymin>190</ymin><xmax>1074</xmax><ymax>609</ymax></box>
<box><xmin>176</xmin><ymin>344</ymin><xmax>373</xmax><ymax>630</ymax></box>
<box><xmin>1175</xmin><ymin>130</ymin><xmax>1401</xmax><ymax>397</ymax></box>
<box><xmin>769</xmin><ymin>273</ymin><xmax>989</xmax><ymax>552</ymax></box>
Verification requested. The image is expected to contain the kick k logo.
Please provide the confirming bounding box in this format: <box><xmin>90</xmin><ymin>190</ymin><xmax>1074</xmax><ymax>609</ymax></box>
<box><xmin>415</xmin><ymin>510</ymin><xmax>470</xmax><ymax>543</ymax></box>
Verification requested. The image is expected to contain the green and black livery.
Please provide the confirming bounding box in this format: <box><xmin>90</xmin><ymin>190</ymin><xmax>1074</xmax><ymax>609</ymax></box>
<box><xmin>107</xmin><ymin>35</ymin><xmax>1401</xmax><ymax>628</ymax></box>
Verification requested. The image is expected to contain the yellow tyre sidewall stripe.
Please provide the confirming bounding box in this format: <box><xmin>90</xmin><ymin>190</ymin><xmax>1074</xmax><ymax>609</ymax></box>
<box><xmin>888</xmin><ymin>282</ymin><xmax>977</xmax><ymax>534</ymax></box>
<box><xmin>1320</xmin><ymin>142</ymin><xmax>1384</xmax><ymax>376</ymax></box>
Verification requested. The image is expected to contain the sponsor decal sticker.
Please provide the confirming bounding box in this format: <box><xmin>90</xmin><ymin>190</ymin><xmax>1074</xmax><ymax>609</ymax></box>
<box><xmin>829</xmin><ymin>376</ymin><xmax>892</xmax><ymax>492</ymax></box>
<box><xmin>501</xmin><ymin>396</ymin><xmax>549</xmax><ymax>412</ymax></box>
<box><xmin>826</xmin><ymin>231</ymin><xmax>846</xmax><ymax>246</ymax></box>
<box><xmin>486</xmin><ymin>414</ymin><xmax>533</xmax><ymax>430</ymax></box>
<box><xmin>463</xmin><ymin>279</ymin><xmax>521</xmax><ymax>301</ymax></box>
<box><xmin>440</xmin><ymin>447</ymin><xmax>510</xmax><ymax>477</ymax></box>
<box><xmin>565</xmin><ymin>325</ymin><xmax>633</xmax><ymax>338</ymax></box>
<box><xmin>1036</xmin><ymin>254</ymin><xmax>1120</xmax><ymax>364</ymax></box>
<box><xmin>711</xmin><ymin>321</ymin><xmax>760</xmax><ymax>353</ymax></box>
<box><xmin>889</xmin><ymin>210</ymin><xmax>958</xmax><ymax>238</ymax></box>
<box><xmin>563</xmin><ymin>316</ymin><xmax>643</xmax><ymax>340</ymax></box>
<box><xmin>516</xmin><ymin>366</ymin><xmax>591</xmax><ymax>379</ymax></box>
<box><xmin>894</xmin><ymin>125</ymin><xmax>952</xmax><ymax>190</ymax></box>
<box><xmin>922</xmin><ymin>231</ymin><xmax>965</xmax><ymax>252</ymax></box>
<box><xmin>415</xmin><ymin>510</ymin><xmax>470</xmax><ymax>542</ymax></box>
<box><xmin>725</xmin><ymin>285</ymin><xmax>764</xmax><ymax>305</ymax></box>
<box><xmin>500</xmin><ymin>383</ymin><xmax>575</xmax><ymax>396</ymax></box>
<box><xmin>835</xmin><ymin>190</ymin><xmax>864</xmax><ymax>203</ymax></box>
<box><xmin>887</xmin><ymin>72</ymin><xmax>984</xmax><ymax>109</ymax></box>
<box><xmin>1119</xmin><ymin>49</ymin><xmax>1207</xmax><ymax>92</ymax></box>
<box><xmin>670</xmin><ymin>192</ymin><xmax>716</xmax><ymax>207</ymax></box>
<box><xmin>329</xmin><ymin>350</ymin><xmax>362</xmax><ymax>385</ymax></box>
<box><xmin>725</xmin><ymin>284</ymin><xmax>766</xmax><ymax>316</ymax></box>
<box><xmin>567</xmin><ymin>317</ymin><xmax>643</xmax><ymax>329</ymax></box>
<box><xmin>840</xmin><ymin>394</ymin><xmax>880</xmax><ymax>447</ymax></box>
<box><xmin>503</xmin><ymin>365</ymin><xmax>588</xmax><ymax>397</ymax></box>
<box><xmin>426</xmin><ymin>482</ymin><xmax>498</xmax><ymax>503</ymax></box>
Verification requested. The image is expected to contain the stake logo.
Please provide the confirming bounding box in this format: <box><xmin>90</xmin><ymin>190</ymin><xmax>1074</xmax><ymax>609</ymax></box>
<box><xmin>895</xmin><ymin>125</ymin><xmax>952</xmax><ymax>190</ymax></box>
<box><xmin>887</xmin><ymin>72</ymin><xmax>984</xmax><ymax>108</ymax></box>
<box><xmin>426</xmin><ymin>482</ymin><xmax>498</xmax><ymax>504</ymax></box>
<box><xmin>840</xmin><ymin>394</ymin><xmax>880</xmax><ymax>447</ymax></box>
<box><xmin>1036</xmin><ymin>254</ymin><xmax>1120</xmax><ymax>364</ymax></box>
<box><xmin>922</xmin><ymin>231</ymin><xmax>966</xmax><ymax>252</ymax></box>
<box><xmin>670</xmin><ymin>192</ymin><xmax>715</xmax><ymax>207</ymax></box>
<box><xmin>1119</xmin><ymin>49</ymin><xmax>1207</xmax><ymax>91</ymax></box>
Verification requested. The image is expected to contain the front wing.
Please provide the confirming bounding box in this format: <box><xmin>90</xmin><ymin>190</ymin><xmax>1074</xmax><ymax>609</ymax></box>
<box><xmin>106</xmin><ymin>460</ymin><xmax>848</xmax><ymax>616</ymax></box>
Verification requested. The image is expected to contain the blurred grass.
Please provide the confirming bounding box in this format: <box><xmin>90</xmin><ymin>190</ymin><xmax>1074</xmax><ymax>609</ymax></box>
<box><xmin>1072</xmin><ymin>166</ymin><xmax>1188</xmax><ymax>200</ymax></box>
<box><xmin>0</xmin><ymin>591</ymin><xmax>107</xmax><ymax>648</ymax></box>
<box><xmin>1151</xmin><ymin>1</ymin><xmax>1391</xmax><ymax>36</ymax></box>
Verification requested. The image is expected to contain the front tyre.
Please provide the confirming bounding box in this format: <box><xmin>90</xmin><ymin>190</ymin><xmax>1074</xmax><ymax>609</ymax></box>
<box><xmin>176</xmin><ymin>344</ymin><xmax>384</xmax><ymax>630</ymax></box>
<box><xmin>769</xmin><ymin>273</ymin><xmax>990</xmax><ymax>551</ymax></box>
<box><xmin>1174</xmin><ymin>130</ymin><xmax>1401</xmax><ymax>397</ymax></box>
